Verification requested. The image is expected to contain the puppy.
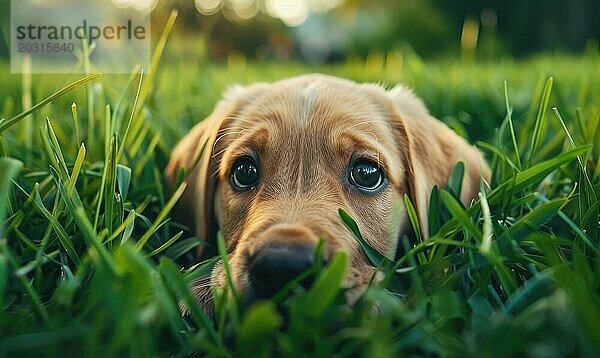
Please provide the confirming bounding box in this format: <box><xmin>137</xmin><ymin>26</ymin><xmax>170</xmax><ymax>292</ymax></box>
<box><xmin>166</xmin><ymin>74</ymin><xmax>490</xmax><ymax>309</ymax></box>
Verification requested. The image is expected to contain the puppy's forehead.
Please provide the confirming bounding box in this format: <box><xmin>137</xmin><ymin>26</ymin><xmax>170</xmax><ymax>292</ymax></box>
<box><xmin>237</xmin><ymin>76</ymin><xmax>389</xmax><ymax>131</ymax></box>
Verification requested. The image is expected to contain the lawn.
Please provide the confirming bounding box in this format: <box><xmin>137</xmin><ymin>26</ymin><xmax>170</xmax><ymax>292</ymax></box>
<box><xmin>0</xmin><ymin>16</ymin><xmax>599</xmax><ymax>356</ymax></box>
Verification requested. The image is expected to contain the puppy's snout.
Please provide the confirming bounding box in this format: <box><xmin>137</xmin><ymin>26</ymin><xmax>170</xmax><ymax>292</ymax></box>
<box><xmin>249</xmin><ymin>243</ymin><xmax>315</xmax><ymax>298</ymax></box>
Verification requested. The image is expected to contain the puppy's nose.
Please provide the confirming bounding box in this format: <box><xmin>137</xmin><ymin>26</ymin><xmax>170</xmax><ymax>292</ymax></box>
<box><xmin>249</xmin><ymin>243</ymin><xmax>315</xmax><ymax>298</ymax></box>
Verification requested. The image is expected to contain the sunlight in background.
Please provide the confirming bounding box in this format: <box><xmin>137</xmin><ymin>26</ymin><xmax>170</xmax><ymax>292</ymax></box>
<box><xmin>307</xmin><ymin>0</ymin><xmax>344</xmax><ymax>13</ymax></box>
<box><xmin>266</xmin><ymin>0</ymin><xmax>309</xmax><ymax>27</ymax></box>
<box><xmin>35</xmin><ymin>0</ymin><xmax>350</xmax><ymax>26</ymax></box>
<box><xmin>29</xmin><ymin>0</ymin><xmax>159</xmax><ymax>11</ymax></box>
<box><xmin>194</xmin><ymin>0</ymin><xmax>344</xmax><ymax>26</ymax></box>
<box><xmin>266</xmin><ymin>0</ymin><xmax>344</xmax><ymax>26</ymax></box>
<box><xmin>195</xmin><ymin>0</ymin><xmax>222</xmax><ymax>15</ymax></box>
<box><xmin>229</xmin><ymin>0</ymin><xmax>259</xmax><ymax>20</ymax></box>
<box><xmin>112</xmin><ymin>0</ymin><xmax>159</xmax><ymax>13</ymax></box>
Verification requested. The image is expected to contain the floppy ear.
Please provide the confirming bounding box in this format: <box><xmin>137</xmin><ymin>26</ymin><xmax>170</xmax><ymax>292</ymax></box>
<box><xmin>387</xmin><ymin>85</ymin><xmax>490</xmax><ymax>238</ymax></box>
<box><xmin>165</xmin><ymin>85</ymin><xmax>248</xmax><ymax>255</ymax></box>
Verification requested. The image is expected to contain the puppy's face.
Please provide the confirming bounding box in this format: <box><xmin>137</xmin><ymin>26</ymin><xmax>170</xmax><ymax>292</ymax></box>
<box><xmin>214</xmin><ymin>78</ymin><xmax>407</xmax><ymax>303</ymax></box>
<box><xmin>167</xmin><ymin>74</ymin><xmax>488</xmax><ymax>308</ymax></box>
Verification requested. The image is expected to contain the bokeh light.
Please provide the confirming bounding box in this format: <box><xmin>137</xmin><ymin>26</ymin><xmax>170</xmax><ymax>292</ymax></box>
<box><xmin>266</xmin><ymin>0</ymin><xmax>309</xmax><ymax>27</ymax></box>
<box><xmin>190</xmin><ymin>0</ymin><xmax>346</xmax><ymax>27</ymax></box>
<box><xmin>228</xmin><ymin>0</ymin><xmax>259</xmax><ymax>20</ymax></box>
<box><xmin>111</xmin><ymin>0</ymin><xmax>159</xmax><ymax>13</ymax></box>
<box><xmin>194</xmin><ymin>0</ymin><xmax>222</xmax><ymax>15</ymax></box>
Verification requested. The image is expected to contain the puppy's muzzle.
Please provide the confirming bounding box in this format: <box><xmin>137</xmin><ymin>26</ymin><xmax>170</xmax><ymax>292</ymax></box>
<box><xmin>247</xmin><ymin>225</ymin><xmax>323</xmax><ymax>298</ymax></box>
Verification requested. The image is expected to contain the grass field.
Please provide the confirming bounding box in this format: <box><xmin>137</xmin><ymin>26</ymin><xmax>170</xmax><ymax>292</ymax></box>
<box><xmin>1</xmin><ymin>16</ymin><xmax>599</xmax><ymax>356</ymax></box>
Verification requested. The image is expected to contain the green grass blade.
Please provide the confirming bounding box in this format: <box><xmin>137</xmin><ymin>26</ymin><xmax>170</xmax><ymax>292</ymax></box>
<box><xmin>404</xmin><ymin>193</ymin><xmax>423</xmax><ymax>242</ymax></box>
<box><xmin>526</xmin><ymin>77</ymin><xmax>553</xmax><ymax>166</ymax></box>
<box><xmin>105</xmin><ymin>209</ymin><xmax>136</xmax><ymax>244</ymax></box>
<box><xmin>304</xmin><ymin>251</ymin><xmax>348</xmax><ymax>318</ymax></box>
<box><xmin>478</xmin><ymin>141</ymin><xmax>520</xmax><ymax>172</ymax></box>
<box><xmin>216</xmin><ymin>231</ymin><xmax>239</xmax><ymax>305</ymax></box>
<box><xmin>116</xmin><ymin>165</ymin><xmax>132</xmax><ymax>202</ymax></box>
<box><xmin>552</xmin><ymin>107</ymin><xmax>597</xmax><ymax>202</ymax></box>
<box><xmin>446</xmin><ymin>161</ymin><xmax>465</xmax><ymax>199</ymax></box>
<box><xmin>556</xmin><ymin>210</ymin><xmax>599</xmax><ymax>255</ymax></box>
<box><xmin>138</xmin><ymin>10</ymin><xmax>178</xmax><ymax>105</ymax></box>
<box><xmin>0</xmin><ymin>73</ymin><xmax>102</xmax><ymax>134</ymax></box>
<box><xmin>339</xmin><ymin>208</ymin><xmax>394</xmax><ymax>267</ymax></box>
<box><xmin>116</xmin><ymin>69</ymin><xmax>143</xmax><ymax>162</ymax></box>
<box><xmin>478</xmin><ymin>190</ymin><xmax>493</xmax><ymax>255</ymax></box>
<box><xmin>0</xmin><ymin>242</ymin><xmax>50</xmax><ymax>323</ymax></box>
<box><xmin>428</xmin><ymin>185</ymin><xmax>441</xmax><ymax>236</ymax></box>
<box><xmin>503</xmin><ymin>198</ymin><xmax>566</xmax><ymax>242</ymax></box>
<box><xmin>104</xmin><ymin>134</ymin><xmax>119</xmax><ymax>235</ymax></box>
<box><xmin>580</xmin><ymin>201</ymin><xmax>600</xmax><ymax>243</ymax></box>
<box><xmin>44</xmin><ymin>118</ymin><xmax>70</xmax><ymax>178</ymax></box>
<box><xmin>504</xmin><ymin>81</ymin><xmax>522</xmax><ymax>170</ymax></box>
<box><xmin>0</xmin><ymin>158</ymin><xmax>23</xmax><ymax>236</ymax></box>
<box><xmin>68</xmin><ymin>143</ymin><xmax>86</xmax><ymax>194</ymax></box>
<box><xmin>145</xmin><ymin>231</ymin><xmax>184</xmax><ymax>258</ymax></box>
<box><xmin>32</xmin><ymin>187</ymin><xmax>80</xmax><ymax>264</ymax></box>
<box><xmin>158</xmin><ymin>257</ymin><xmax>221</xmax><ymax>347</ymax></box>
<box><xmin>133</xmin><ymin>131</ymin><xmax>161</xmax><ymax>176</ymax></box>
<box><xmin>121</xmin><ymin>211</ymin><xmax>136</xmax><ymax>246</ymax></box>
<box><xmin>487</xmin><ymin>145</ymin><xmax>591</xmax><ymax>204</ymax></box>
<box><xmin>440</xmin><ymin>190</ymin><xmax>482</xmax><ymax>241</ymax></box>
<box><xmin>134</xmin><ymin>182</ymin><xmax>187</xmax><ymax>250</ymax></box>
<box><xmin>71</xmin><ymin>102</ymin><xmax>80</xmax><ymax>146</ymax></box>
<box><xmin>124</xmin><ymin>10</ymin><xmax>178</xmax><ymax>154</ymax></box>
<box><xmin>522</xmin><ymin>73</ymin><xmax>546</xmax><ymax>146</ymax></box>
<box><xmin>49</xmin><ymin>167</ymin><xmax>116</xmax><ymax>273</ymax></box>
<box><xmin>504</xmin><ymin>272</ymin><xmax>555</xmax><ymax>315</ymax></box>
<box><xmin>0</xmin><ymin>247</ymin><xmax>7</xmax><ymax>309</ymax></box>
<box><xmin>237</xmin><ymin>302</ymin><xmax>281</xmax><ymax>354</ymax></box>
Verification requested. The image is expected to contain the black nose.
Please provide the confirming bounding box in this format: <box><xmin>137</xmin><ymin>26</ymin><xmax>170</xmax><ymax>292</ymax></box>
<box><xmin>249</xmin><ymin>243</ymin><xmax>315</xmax><ymax>298</ymax></box>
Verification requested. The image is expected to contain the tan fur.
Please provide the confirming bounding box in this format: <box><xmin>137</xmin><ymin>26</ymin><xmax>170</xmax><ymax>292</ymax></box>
<box><xmin>166</xmin><ymin>74</ymin><xmax>490</xmax><ymax>308</ymax></box>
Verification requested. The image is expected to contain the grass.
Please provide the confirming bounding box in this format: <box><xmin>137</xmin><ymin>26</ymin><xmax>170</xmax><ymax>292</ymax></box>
<box><xmin>1</xmin><ymin>15</ymin><xmax>599</xmax><ymax>356</ymax></box>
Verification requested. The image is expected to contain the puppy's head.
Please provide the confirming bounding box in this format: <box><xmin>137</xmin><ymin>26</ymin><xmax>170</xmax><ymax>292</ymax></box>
<box><xmin>166</xmin><ymin>74</ymin><xmax>489</xmax><ymax>308</ymax></box>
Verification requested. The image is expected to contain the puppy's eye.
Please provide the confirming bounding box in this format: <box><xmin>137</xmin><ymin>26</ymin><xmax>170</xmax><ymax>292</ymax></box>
<box><xmin>349</xmin><ymin>159</ymin><xmax>384</xmax><ymax>191</ymax></box>
<box><xmin>230</xmin><ymin>156</ymin><xmax>259</xmax><ymax>191</ymax></box>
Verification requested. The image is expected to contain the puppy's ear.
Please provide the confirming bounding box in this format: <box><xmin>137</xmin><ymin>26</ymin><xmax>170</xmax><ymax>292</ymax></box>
<box><xmin>387</xmin><ymin>85</ymin><xmax>490</xmax><ymax>238</ymax></box>
<box><xmin>165</xmin><ymin>85</ymin><xmax>248</xmax><ymax>254</ymax></box>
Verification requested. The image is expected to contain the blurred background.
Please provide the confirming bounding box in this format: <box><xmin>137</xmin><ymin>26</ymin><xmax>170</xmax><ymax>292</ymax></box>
<box><xmin>1</xmin><ymin>0</ymin><xmax>599</xmax><ymax>63</ymax></box>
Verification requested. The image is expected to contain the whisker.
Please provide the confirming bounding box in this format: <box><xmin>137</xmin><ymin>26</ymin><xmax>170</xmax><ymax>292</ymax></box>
<box><xmin>216</xmin><ymin>128</ymin><xmax>247</xmax><ymax>135</ymax></box>
<box><xmin>212</xmin><ymin>130</ymin><xmax>248</xmax><ymax>155</ymax></box>
<box><xmin>224</xmin><ymin>114</ymin><xmax>255</xmax><ymax>126</ymax></box>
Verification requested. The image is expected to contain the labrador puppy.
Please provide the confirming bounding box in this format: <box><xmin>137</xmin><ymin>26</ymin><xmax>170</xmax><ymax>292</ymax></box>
<box><xmin>166</xmin><ymin>74</ymin><xmax>490</xmax><ymax>309</ymax></box>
